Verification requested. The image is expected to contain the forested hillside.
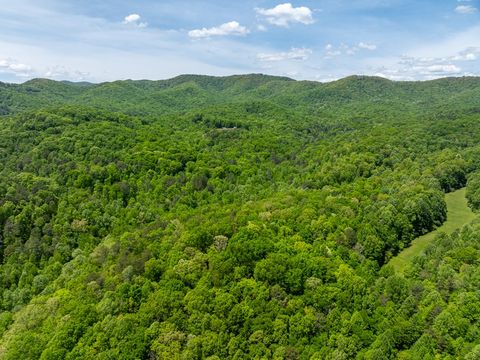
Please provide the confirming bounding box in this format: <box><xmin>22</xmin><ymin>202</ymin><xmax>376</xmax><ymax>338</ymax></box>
<box><xmin>0</xmin><ymin>74</ymin><xmax>479</xmax><ymax>359</ymax></box>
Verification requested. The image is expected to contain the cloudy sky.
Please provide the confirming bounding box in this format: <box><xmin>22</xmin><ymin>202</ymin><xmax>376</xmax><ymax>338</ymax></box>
<box><xmin>0</xmin><ymin>0</ymin><xmax>480</xmax><ymax>83</ymax></box>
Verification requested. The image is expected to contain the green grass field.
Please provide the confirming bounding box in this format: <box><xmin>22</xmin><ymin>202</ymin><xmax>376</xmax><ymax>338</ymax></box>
<box><xmin>389</xmin><ymin>188</ymin><xmax>477</xmax><ymax>273</ymax></box>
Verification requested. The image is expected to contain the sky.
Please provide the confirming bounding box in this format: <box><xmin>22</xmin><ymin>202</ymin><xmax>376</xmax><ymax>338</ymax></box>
<box><xmin>0</xmin><ymin>0</ymin><xmax>480</xmax><ymax>83</ymax></box>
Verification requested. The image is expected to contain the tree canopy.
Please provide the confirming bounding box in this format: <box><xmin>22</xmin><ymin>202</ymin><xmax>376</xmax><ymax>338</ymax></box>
<box><xmin>0</xmin><ymin>74</ymin><xmax>479</xmax><ymax>359</ymax></box>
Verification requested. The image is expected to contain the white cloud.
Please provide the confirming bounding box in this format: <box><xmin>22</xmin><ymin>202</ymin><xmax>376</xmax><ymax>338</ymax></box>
<box><xmin>358</xmin><ymin>42</ymin><xmax>377</xmax><ymax>50</ymax></box>
<box><xmin>7</xmin><ymin>63</ymin><xmax>31</xmax><ymax>71</ymax></box>
<box><xmin>345</xmin><ymin>46</ymin><xmax>358</xmax><ymax>55</ymax></box>
<box><xmin>44</xmin><ymin>66</ymin><xmax>90</xmax><ymax>81</ymax></box>
<box><xmin>400</xmin><ymin>47</ymin><xmax>480</xmax><ymax>66</ymax></box>
<box><xmin>0</xmin><ymin>58</ymin><xmax>33</xmax><ymax>77</ymax></box>
<box><xmin>374</xmin><ymin>54</ymin><xmax>465</xmax><ymax>81</ymax></box>
<box><xmin>0</xmin><ymin>57</ymin><xmax>91</xmax><ymax>81</ymax></box>
<box><xmin>373</xmin><ymin>44</ymin><xmax>480</xmax><ymax>80</ymax></box>
<box><xmin>188</xmin><ymin>21</ymin><xmax>249</xmax><ymax>38</ymax></box>
<box><xmin>451</xmin><ymin>47</ymin><xmax>480</xmax><ymax>60</ymax></box>
<box><xmin>124</xmin><ymin>14</ymin><xmax>140</xmax><ymax>23</ymax></box>
<box><xmin>423</xmin><ymin>64</ymin><xmax>461</xmax><ymax>74</ymax></box>
<box><xmin>123</xmin><ymin>13</ymin><xmax>148</xmax><ymax>28</ymax></box>
<box><xmin>256</xmin><ymin>3</ymin><xmax>314</xmax><ymax>27</ymax></box>
<box><xmin>324</xmin><ymin>44</ymin><xmax>341</xmax><ymax>58</ymax></box>
<box><xmin>323</xmin><ymin>42</ymin><xmax>377</xmax><ymax>59</ymax></box>
<box><xmin>257</xmin><ymin>47</ymin><xmax>312</xmax><ymax>62</ymax></box>
<box><xmin>455</xmin><ymin>5</ymin><xmax>478</xmax><ymax>14</ymax></box>
<box><xmin>257</xmin><ymin>24</ymin><xmax>267</xmax><ymax>32</ymax></box>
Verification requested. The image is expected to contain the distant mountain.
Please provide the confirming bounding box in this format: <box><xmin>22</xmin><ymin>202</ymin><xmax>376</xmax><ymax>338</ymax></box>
<box><xmin>1</xmin><ymin>74</ymin><xmax>480</xmax><ymax>116</ymax></box>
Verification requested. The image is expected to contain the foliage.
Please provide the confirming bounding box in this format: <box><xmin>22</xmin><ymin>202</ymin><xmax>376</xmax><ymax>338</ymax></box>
<box><xmin>0</xmin><ymin>75</ymin><xmax>479</xmax><ymax>358</ymax></box>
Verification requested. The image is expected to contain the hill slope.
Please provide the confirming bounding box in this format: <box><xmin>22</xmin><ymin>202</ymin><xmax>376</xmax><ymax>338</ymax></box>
<box><xmin>2</xmin><ymin>74</ymin><xmax>480</xmax><ymax>116</ymax></box>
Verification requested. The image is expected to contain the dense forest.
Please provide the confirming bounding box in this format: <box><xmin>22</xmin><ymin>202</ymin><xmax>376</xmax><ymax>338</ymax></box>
<box><xmin>0</xmin><ymin>74</ymin><xmax>479</xmax><ymax>359</ymax></box>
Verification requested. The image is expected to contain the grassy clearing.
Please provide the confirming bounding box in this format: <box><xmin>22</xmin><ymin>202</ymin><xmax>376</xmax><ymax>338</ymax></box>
<box><xmin>389</xmin><ymin>187</ymin><xmax>477</xmax><ymax>273</ymax></box>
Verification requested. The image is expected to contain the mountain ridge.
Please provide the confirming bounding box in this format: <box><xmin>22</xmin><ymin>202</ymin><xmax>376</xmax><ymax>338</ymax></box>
<box><xmin>11</xmin><ymin>73</ymin><xmax>480</xmax><ymax>87</ymax></box>
<box><xmin>1</xmin><ymin>73</ymin><xmax>480</xmax><ymax>117</ymax></box>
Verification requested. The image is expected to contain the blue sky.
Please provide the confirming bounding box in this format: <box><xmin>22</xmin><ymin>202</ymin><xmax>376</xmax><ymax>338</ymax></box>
<box><xmin>0</xmin><ymin>0</ymin><xmax>479</xmax><ymax>82</ymax></box>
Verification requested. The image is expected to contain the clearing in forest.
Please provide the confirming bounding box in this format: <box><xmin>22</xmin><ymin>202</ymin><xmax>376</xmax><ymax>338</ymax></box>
<box><xmin>389</xmin><ymin>187</ymin><xmax>477</xmax><ymax>273</ymax></box>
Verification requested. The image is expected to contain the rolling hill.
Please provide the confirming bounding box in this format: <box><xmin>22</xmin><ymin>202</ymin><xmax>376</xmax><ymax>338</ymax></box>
<box><xmin>0</xmin><ymin>74</ymin><xmax>479</xmax><ymax>359</ymax></box>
